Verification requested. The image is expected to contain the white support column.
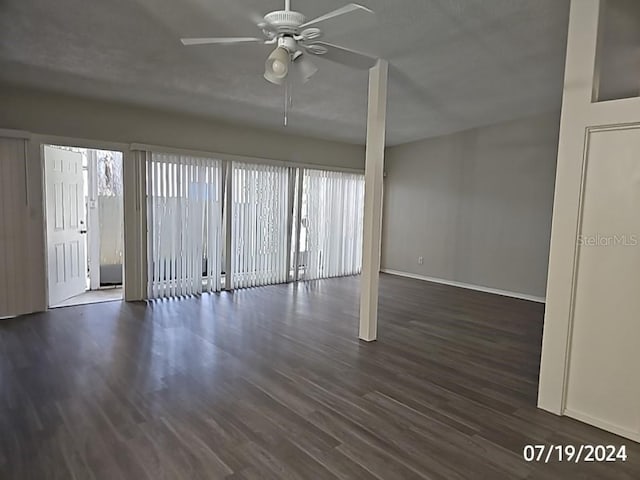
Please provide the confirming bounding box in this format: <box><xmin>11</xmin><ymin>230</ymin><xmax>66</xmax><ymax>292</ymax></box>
<box><xmin>359</xmin><ymin>59</ymin><xmax>388</xmax><ymax>342</ymax></box>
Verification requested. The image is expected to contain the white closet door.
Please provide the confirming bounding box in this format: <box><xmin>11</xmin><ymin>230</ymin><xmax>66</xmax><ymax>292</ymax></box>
<box><xmin>300</xmin><ymin>169</ymin><xmax>365</xmax><ymax>281</ymax></box>
<box><xmin>565</xmin><ymin>126</ymin><xmax>640</xmax><ymax>441</ymax></box>
<box><xmin>146</xmin><ymin>152</ymin><xmax>222</xmax><ymax>299</ymax></box>
<box><xmin>230</xmin><ymin>162</ymin><xmax>289</xmax><ymax>289</ymax></box>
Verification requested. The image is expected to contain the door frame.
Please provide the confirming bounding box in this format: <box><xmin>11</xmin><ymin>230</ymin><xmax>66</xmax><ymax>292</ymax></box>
<box><xmin>538</xmin><ymin>0</ymin><xmax>640</xmax><ymax>423</ymax></box>
<box><xmin>35</xmin><ymin>134</ymin><xmax>130</xmax><ymax>307</ymax></box>
<box><xmin>86</xmin><ymin>149</ymin><xmax>101</xmax><ymax>290</ymax></box>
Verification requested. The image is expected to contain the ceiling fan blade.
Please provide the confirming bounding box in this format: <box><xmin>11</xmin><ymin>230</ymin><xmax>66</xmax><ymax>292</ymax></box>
<box><xmin>298</xmin><ymin>3</ymin><xmax>373</xmax><ymax>29</ymax></box>
<box><xmin>180</xmin><ymin>37</ymin><xmax>264</xmax><ymax>46</ymax></box>
<box><xmin>304</xmin><ymin>42</ymin><xmax>377</xmax><ymax>70</ymax></box>
<box><xmin>295</xmin><ymin>56</ymin><xmax>319</xmax><ymax>83</ymax></box>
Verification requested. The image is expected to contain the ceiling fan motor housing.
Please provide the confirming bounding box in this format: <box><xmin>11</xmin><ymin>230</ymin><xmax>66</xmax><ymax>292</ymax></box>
<box><xmin>277</xmin><ymin>36</ymin><xmax>297</xmax><ymax>53</ymax></box>
<box><xmin>264</xmin><ymin>10</ymin><xmax>306</xmax><ymax>34</ymax></box>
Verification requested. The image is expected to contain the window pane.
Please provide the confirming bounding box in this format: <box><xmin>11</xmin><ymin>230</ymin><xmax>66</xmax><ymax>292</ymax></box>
<box><xmin>594</xmin><ymin>0</ymin><xmax>640</xmax><ymax>102</ymax></box>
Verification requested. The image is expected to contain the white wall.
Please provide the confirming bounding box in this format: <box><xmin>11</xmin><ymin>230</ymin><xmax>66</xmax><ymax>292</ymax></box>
<box><xmin>0</xmin><ymin>84</ymin><xmax>364</xmax><ymax>316</ymax></box>
<box><xmin>381</xmin><ymin>111</ymin><xmax>560</xmax><ymax>299</ymax></box>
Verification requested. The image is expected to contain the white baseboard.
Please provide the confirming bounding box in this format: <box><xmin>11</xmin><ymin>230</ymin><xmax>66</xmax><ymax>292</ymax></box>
<box><xmin>564</xmin><ymin>409</ymin><xmax>640</xmax><ymax>443</ymax></box>
<box><xmin>380</xmin><ymin>269</ymin><xmax>546</xmax><ymax>303</ymax></box>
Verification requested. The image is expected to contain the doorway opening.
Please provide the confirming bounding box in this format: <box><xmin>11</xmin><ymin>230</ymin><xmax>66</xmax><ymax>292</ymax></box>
<box><xmin>43</xmin><ymin>144</ymin><xmax>124</xmax><ymax>308</ymax></box>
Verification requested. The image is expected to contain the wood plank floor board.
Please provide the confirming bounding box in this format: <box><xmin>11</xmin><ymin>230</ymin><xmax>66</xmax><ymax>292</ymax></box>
<box><xmin>1</xmin><ymin>274</ymin><xmax>639</xmax><ymax>479</ymax></box>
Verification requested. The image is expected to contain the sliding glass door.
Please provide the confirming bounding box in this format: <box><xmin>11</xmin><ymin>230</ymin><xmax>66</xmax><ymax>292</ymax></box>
<box><xmin>298</xmin><ymin>169</ymin><xmax>365</xmax><ymax>280</ymax></box>
<box><xmin>143</xmin><ymin>150</ymin><xmax>364</xmax><ymax>299</ymax></box>
<box><xmin>146</xmin><ymin>153</ymin><xmax>223</xmax><ymax>298</ymax></box>
<box><xmin>230</xmin><ymin>162</ymin><xmax>290</xmax><ymax>289</ymax></box>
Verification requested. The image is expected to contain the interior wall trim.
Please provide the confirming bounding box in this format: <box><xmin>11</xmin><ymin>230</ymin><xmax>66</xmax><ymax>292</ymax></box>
<box><xmin>0</xmin><ymin>128</ymin><xmax>31</xmax><ymax>139</ymax></box>
<box><xmin>381</xmin><ymin>269</ymin><xmax>546</xmax><ymax>303</ymax></box>
<box><xmin>130</xmin><ymin>143</ymin><xmax>365</xmax><ymax>174</ymax></box>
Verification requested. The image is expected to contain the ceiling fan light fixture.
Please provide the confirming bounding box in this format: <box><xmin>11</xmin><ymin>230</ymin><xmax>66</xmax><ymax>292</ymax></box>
<box><xmin>264</xmin><ymin>46</ymin><xmax>291</xmax><ymax>85</ymax></box>
<box><xmin>181</xmin><ymin>0</ymin><xmax>378</xmax><ymax>86</ymax></box>
<box><xmin>296</xmin><ymin>55</ymin><xmax>319</xmax><ymax>83</ymax></box>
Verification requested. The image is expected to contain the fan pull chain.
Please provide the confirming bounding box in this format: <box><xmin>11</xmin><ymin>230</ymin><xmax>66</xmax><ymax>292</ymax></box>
<box><xmin>283</xmin><ymin>79</ymin><xmax>293</xmax><ymax>126</ymax></box>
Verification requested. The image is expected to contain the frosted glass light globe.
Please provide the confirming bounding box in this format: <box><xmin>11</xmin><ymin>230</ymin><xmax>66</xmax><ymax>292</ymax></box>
<box><xmin>272</xmin><ymin>59</ymin><xmax>287</xmax><ymax>76</ymax></box>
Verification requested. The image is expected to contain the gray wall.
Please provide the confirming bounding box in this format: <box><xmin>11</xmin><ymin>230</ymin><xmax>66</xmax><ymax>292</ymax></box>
<box><xmin>0</xmin><ymin>85</ymin><xmax>365</xmax><ymax>170</ymax></box>
<box><xmin>381</xmin><ymin>111</ymin><xmax>560</xmax><ymax>299</ymax></box>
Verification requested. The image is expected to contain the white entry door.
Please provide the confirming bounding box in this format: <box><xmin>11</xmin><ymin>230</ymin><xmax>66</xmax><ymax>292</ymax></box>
<box><xmin>44</xmin><ymin>146</ymin><xmax>87</xmax><ymax>306</ymax></box>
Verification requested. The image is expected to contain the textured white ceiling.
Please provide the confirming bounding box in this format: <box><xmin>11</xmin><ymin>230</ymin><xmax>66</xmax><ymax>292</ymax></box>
<box><xmin>0</xmin><ymin>0</ymin><xmax>570</xmax><ymax>145</ymax></box>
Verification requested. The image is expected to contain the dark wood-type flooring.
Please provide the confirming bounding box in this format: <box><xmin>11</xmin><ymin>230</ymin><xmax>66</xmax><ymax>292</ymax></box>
<box><xmin>1</xmin><ymin>274</ymin><xmax>639</xmax><ymax>479</ymax></box>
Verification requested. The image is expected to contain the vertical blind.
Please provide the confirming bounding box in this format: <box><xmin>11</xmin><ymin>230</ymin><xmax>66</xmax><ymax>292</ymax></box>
<box><xmin>142</xmin><ymin>151</ymin><xmax>364</xmax><ymax>299</ymax></box>
<box><xmin>230</xmin><ymin>162</ymin><xmax>290</xmax><ymax>289</ymax></box>
<box><xmin>300</xmin><ymin>169</ymin><xmax>365</xmax><ymax>280</ymax></box>
<box><xmin>146</xmin><ymin>152</ymin><xmax>223</xmax><ymax>298</ymax></box>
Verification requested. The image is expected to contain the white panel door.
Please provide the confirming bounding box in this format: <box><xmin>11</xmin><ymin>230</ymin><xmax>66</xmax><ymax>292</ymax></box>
<box><xmin>45</xmin><ymin>146</ymin><xmax>87</xmax><ymax>306</ymax></box>
<box><xmin>565</xmin><ymin>127</ymin><xmax>640</xmax><ymax>441</ymax></box>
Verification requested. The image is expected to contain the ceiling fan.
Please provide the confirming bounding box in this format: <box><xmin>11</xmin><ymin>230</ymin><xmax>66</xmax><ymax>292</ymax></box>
<box><xmin>180</xmin><ymin>0</ymin><xmax>378</xmax><ymax>86</ymax></box>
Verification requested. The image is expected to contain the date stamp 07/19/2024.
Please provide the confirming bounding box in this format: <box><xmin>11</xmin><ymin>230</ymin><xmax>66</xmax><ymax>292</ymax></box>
<box><xmin>523</xmin><ymin>444</ymin><xmax>628</xmax><ymax>464</ymax></box>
